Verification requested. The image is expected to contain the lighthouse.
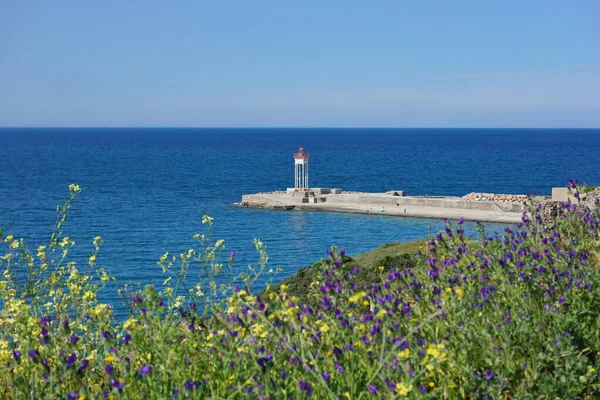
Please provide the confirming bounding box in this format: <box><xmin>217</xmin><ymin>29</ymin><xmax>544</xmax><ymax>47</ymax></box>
<box><xmin>293</xmin><ymin>147</ymin><xmax>310</xmax><ymax>190</ymax></box>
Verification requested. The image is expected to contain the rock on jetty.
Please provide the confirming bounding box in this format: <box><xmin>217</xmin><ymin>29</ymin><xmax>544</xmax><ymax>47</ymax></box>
<box><xmin>463</xmin><ymin>193</ymin><xmax>528</xmax><ymax>204</ymax></box>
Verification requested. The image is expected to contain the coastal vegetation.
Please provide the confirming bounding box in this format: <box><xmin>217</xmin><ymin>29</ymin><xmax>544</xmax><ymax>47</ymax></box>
<box><xmin>1</xmin><ymin>182</ymin><xmax>600</xmax><ymax>398</ymax></box>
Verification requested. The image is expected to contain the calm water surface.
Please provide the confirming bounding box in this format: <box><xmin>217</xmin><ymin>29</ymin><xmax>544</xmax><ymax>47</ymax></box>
<box><xmin>1</xmin><ymin>128</ymin><xmax>598</xmax><ymax>317</ymax></box>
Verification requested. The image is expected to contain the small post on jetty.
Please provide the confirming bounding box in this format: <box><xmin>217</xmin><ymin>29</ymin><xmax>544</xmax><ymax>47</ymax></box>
<box><xmin>293</xmin><ymin>147</ymin><xmax>310</xmax><ymax>190</ymax></box>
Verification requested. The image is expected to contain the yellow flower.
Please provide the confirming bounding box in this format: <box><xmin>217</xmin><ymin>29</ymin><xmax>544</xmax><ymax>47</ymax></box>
<box><xmin>395</xmin><ymin>382</ymin><xmax>413</xmax><ymax>396</ymax></box>
<box><xmin>105</xmin><ymin>355</ymin><xmax>116</xmax><ymax>363</ymax></box>
<box><xmin>454</xmin><ymin>287</ymin><xmax>464</xmax><ymax>298</ymax></box>
<box><xmin>201</xmin><ymin>215</ymin><xmax>213</xmax><ymax>225</ymax></box>
<box><xmin>320</xmin><ymin>324</ymin><xmax>330</xmax><ymax>333</ymax></box>
<box><xmin>590</xmin><ymin>367</ymin><xmax>596</xmax><ymax>373</ymax></box>
<box><xmin>123</xmin><ymin>318</ymin><xmax>138</xmax><ymax>331</ymax></box>
<box><xmin>229</xmin><ymin>374</ymin><xmax>235</xmax><ymax>382</ymax></box>
<box><xmin>4</xmin><ymin>235</ymin><xmax>13</xmax><ymax>243</ymax></box>
<box><xmin>349</xmin><ymin>291</ymin><xmax>366</xmax><ymax>304</ymax></box>
<box><xmin>397</xmin><ymin>349</ymin><xmax>410</xmax><ymax>360</ymax></box>
<box><xmin>375</xmin><ymin>309</ymin><xmax>387</xmax><ymax>319</ymax></box>
<box><xmin>69</xmin><ymin>184</ymin><xmax>81</xmax><ymax>193</ymax></box>
<box><xmin>378</xmin><ymin>265</ymin><xmax>384</xmax><ymax>271</ymax></box>
<box><xmin>428</xmin><ymin>381</ymin><xmax>435</xmax><ymax>388</ymax></box>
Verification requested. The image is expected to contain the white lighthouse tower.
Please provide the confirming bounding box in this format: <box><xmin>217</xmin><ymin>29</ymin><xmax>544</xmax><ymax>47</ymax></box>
<box><xmin>293</xmin><ymin>147</ymin><xmax>310</xmax><ymax>190</ymax></box>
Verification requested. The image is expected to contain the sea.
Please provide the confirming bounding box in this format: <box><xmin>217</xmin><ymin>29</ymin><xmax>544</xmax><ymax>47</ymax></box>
<box><xmin>1</xmin><ymin>128</ymin><xmax>598</xmax><ymax>318</ymax></box>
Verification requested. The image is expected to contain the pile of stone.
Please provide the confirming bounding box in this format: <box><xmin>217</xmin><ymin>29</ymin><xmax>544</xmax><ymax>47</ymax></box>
<box><xmin>463</xmin><ymin>192</ymin><xmax>528</xmax><ymax>204</ymax></box>
<box><xmin>581</xmin><ymin>187</ymin><xmax>600</xmax><ymax>208</ymax></box>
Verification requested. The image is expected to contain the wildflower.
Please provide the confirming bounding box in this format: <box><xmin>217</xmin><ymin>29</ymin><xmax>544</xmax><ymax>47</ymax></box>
<box><xmin>66</xmin><ymin>352</ymin><xmax>77</xmax><ymax>367</ymax></box>
<box><xmin>368</xmin><ymin>385</ymin><xmax>378</xmax><ymax>395</ymax></box>
<box><xmin>322</xmin><ymin>372</ymin><xmax>330</xmax><ymax>382</ymax></box>
<box><xmin>484</xmin><ymin>370</ymin><xmax>496</xmax><ymax>380</ymax></box>
<box><xmin>139</xmin><ymin>364</ymin><xmax>152</xmax><ymax>376</ymax></box>
<box><xmin>349</xmin><ymin>291</ymin><xmax>366</xmax><ymax>304</ymax></box>
<box><xmin>589</xmin><ymin>367</ymin><xmax>596</xmax><ymax>373</ymax></box>
<box><xmin>111</xmin><ymin>379</ymin><xmax>124</xmax><ymax>391</ymax></box>
<box><xmin>79</xmin><ymin>359</ymin><xmax>90</xmax><ymax>372</ymax></box>
<box><xmin>395</xmin><ymin>382</ymin><xmax>413</xmax><ymax>396</ymax></box>
<box><xmin>397</xmin><ymin>348</ymin><xmax>410</xmax><ymax>359</ymax></box>
<box><xmin>67</xmin><ymin>392</ymin><xmax>78</xmax><ymax>400</ymax></box>
<box><xmin>123</xmin><ymin>334</ymin><xmax>132</xmax><ymax>345</ymax></box>
<box><xmin>184</xmin><ymin>380</ymin><xmax>200</xmax><ymax>391</ymax></box>
<box><xmin>28</xmin><ymin>349</ymin><xmax>38</xmax><ymax>359</ymax></box>
<box><xmin>299</xmin><ymin>380</ymin><xmax>312</xmax><ymax>397</ymax></box>
<box><xmin>105</xmin><ymin>364</ymin><xmax>114</xmax><ymax>375</ymax></box>
<box><xmin>69</xmin><ymin>184</ymin><xmax>81</xmax><ymax>192</ymax></box>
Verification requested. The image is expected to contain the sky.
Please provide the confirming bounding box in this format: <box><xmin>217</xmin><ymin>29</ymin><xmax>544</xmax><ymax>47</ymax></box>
<box><xmin>1</xmin><ymin>1</ymin><xmax>599</xmax><ymax>127</ymax></box>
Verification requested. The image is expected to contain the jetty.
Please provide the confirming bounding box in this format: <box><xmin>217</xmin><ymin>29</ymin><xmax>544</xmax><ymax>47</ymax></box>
<box><xmin>241</xmin><ymin>189</ymin><xmax>526</xmax><ymax>223</ymax></box>
<box><xmin>239</xmin><ymin>147</ymin><xmax>539</xmax><ymax>224</ymax></box>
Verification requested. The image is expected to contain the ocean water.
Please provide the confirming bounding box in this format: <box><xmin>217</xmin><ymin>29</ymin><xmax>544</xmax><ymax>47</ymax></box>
<box><xmin>1</xmin><ymin>128</ymin><xmax>599</xmax><ymax>317</ymax></box>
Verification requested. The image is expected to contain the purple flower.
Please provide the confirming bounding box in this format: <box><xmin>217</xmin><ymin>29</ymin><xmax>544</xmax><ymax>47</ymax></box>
<box><xmin>66</xmin><ymin>352</ymin><xmax>76</xmax><ymax>367</ymax></box>
<box><xmin>111</xmin><ymin>379</ymin><xmax>124</xmax><ymax>391</ymax></box>
<box><xmin>13</xmin><ymin>350</ymin><xmax>21</xmax><ymax>360</ymax></box>
<box><xmin>123</xmin><ymin>333</ymin><xmax>132</xmax><ymax>345</ymax></box>
<box><xmin>419</xmin><ymin>385</ymin><xmax>428</xmax><ymax>392</ymax></box>
<box><xmin>70</xmin><ymin>334</ymin><xmax>79</xmax><ymax>344</ymax></box>
<box><xmin>184</xmin><ymin>380</ymin><xmax>200</xmax><ymax>391</ymax></box>
<box><xmin>67</xmin><ymin>392</ymin><xmax>78</xmax><ymax>400</ymax></box>
<box><xmin>105</xmin><ymin>364</ymin><xmax>114</xmax><ymax>375</ymax></box>
<box><xmin>28</xmin><ymin>349</ymin><xmax>38</xmax><ymax>359</ymax></box>
<box><xmin>298</xmin><ymin>380</ymin><xmax>312</xmax><ymax>397</ymax></box>
<box><xmin>101</xmin><ymin>331</ymin><xmax>112</xmax><ymax>340</ymax></box>
<box><xmin>322</xmin><ymin>372</ymin><xmax>330</xmax><ymax>382</ymax></box>
<box><xmin>39</xmin><ymin>316</ymin><xmax>51</xmax><ymax>326</ymax></box>
<box><xmin>368</xmin><ymin>384</ymin><xmax>378</xmax><ymax>395</ymax></box>
<box><xmin>139</xmin><ymin>364</ymin><xmax>152</xmax><ymax>376</ymax></box>
<box><xmin>79</xmin><ymin>359</ymin><xmax>90</xmax><ymax>372</ymax></box>
<box><xmin>484</xmin><ymin>370</ymin><xmax>496</xmax><ymax>380</ymax></box>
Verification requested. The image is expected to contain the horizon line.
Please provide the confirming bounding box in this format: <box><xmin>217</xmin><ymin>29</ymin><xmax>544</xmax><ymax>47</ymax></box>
<box><xmin>1</xmin><ymin>126</ymin><xmax>599</xmax><ymax>130</ymax></box>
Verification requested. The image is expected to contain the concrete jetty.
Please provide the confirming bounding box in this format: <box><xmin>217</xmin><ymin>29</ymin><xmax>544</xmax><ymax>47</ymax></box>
<box><xmin>240</xmin><ymin>147</ymin><xmax>532</xmax><ymax>224</ymax></box>
<box><xmin>240</xmin><ymin>188</ymin><xmax>526</xmax><ymax>224</ymax></box>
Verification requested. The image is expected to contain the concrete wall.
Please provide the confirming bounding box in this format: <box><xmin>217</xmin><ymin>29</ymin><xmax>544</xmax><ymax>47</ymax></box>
<box><xmin>552</xmin><ymin>188</ymin><xmax>574</xmax><ymax>202</ymax></box>
<box><xmin>325</xmin><ymin>194</ymin><xmax>523</xmax><ymax>212</ymax></box>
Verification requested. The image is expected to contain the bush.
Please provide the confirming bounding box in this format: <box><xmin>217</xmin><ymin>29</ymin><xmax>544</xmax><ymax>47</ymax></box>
<box><xmin>1</xmin><ymin>183</ymin><xmax>600</xmax><ymax>398</ymax></box>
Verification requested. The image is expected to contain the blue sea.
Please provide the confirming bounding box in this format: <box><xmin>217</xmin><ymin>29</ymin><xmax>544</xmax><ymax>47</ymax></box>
<box><xmin>1</xmin><ymin>128</ymin><xmax>599</xmax><ymax>317</ymax></box>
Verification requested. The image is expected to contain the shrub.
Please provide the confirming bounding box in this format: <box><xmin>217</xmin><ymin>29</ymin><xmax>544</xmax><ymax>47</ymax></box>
<box><xmin>1</xmin><ymin>183</ymin><xmax>600</xmax><ymax>398</ymax></box>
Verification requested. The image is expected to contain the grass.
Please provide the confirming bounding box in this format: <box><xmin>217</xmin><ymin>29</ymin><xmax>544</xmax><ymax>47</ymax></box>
<box><xmin>264</xmin><ymin>239</ymin><xmax>426</xmax><ymax>307</ymax></box>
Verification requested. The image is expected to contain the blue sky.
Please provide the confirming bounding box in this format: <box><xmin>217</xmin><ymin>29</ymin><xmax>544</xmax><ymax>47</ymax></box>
<box><xmin>1</xmin><ymin>1</ymin><xmax>599</xmax><ymax>127</ymax></box>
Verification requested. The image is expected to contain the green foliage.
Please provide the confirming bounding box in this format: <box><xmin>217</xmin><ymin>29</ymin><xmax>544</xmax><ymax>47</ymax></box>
<box><xmin>1</xmin><ymin>184</ymin><xmax>600</xmax><ymax>399</ymax></box>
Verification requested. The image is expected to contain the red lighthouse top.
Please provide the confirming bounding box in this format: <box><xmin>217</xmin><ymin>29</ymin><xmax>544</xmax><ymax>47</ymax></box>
<box><xmin>293</xmin><ymin>147</ymin><xmax>310</xmax><ymax>159</ymax></box>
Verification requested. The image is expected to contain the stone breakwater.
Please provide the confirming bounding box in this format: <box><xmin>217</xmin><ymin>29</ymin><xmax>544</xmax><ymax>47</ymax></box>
<box><xmin>463</xmin><ymin>192</ymin><xmax>528</xmax><ymax>204</ymax></box>
<box><xmin>240</xmin><ymin>190</ymin><xmax>525</xmax><ymax>223</ymax></box>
